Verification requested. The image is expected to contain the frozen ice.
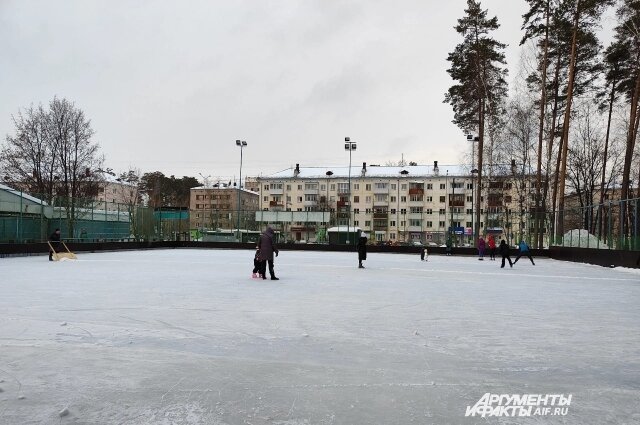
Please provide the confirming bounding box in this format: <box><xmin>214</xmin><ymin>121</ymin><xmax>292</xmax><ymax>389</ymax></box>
<box><xmin>0</xmin><ymin>248</ymin><xmax>638</xmax><ymax>424</ymax></box>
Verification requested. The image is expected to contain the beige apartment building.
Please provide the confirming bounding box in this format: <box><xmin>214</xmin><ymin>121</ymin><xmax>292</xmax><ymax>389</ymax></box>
<box><xmin>255</xmin><ymin>162</ymin><xmax>539</xmax><ymax>245</ymax></box>
<box><xmin>189</xmin><ymin>184</ymin><xmax>259</xmax><ymax>231</ymax></box>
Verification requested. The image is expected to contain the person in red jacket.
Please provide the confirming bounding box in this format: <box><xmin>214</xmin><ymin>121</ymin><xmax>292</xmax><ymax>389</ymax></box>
<box><xmin>488</xmin><ymin>235</ymin><xmax>497</xmax><ymax>261</ymax></box>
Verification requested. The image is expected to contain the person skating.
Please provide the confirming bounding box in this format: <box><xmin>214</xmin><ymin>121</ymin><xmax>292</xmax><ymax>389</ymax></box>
<box><xmin>252</xmin><ymin>247</ymin><xmax>262</xmax><ymax>278</ymax></box>
<box><xmin>513</xmin><ymin>240</ymin><xmax>535</xmax><ymax>265</ymax></box>
<box><xmin>488</xmin><ymin>235</ymin><xmax>496</xmax><ymax>261</ymax></box>
<box><xmin>445</xmin><ymin>237</ymin><xmax>453</xmax><ymax>256</ymax></box>
<box><xmin>477</xmin><ymin>237</ymin><xmax>486</xmax><ymax>260</ymax></box>
<box><xmin>420</xmin><ymin>246</ymin><xmax>428</xmax><ymax>261</ymax></box>
<box><xmin>498</xmin><ymin>239</ymin><xmax>513</xmax><ymax>268</ymax></box>
<box><xmin>48</xmin><ymin>228</ymin><xmax>61</xmax><ymax>261</ymax></box>
<box><xmin>257</xmin><ymin>226</ymin><xmax>279</xmax><ymax>280</ymax></box>
<box><xmin>357</xmin><ymin>232</ymin><xmax>368</xmax><ymax>268</ymax></box>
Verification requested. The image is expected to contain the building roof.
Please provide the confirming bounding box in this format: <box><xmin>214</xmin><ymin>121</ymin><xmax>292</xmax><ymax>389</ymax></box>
<box><xmin>0</xmin><ymin>183</ymin><xmax>49</xmax><ymax>205</ymax></box>
<box><xmin>191</xmin><ymin>185</ymin><xmax>259</xmax><ymax>195</ymax></box>
<box><xmin>261</xmin><ymin>164</ymin><xmax>470</xmax><ymax>179</ymax></box>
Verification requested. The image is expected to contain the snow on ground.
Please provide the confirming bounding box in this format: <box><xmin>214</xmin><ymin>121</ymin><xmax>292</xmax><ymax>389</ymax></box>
<box><xmin>0</xmin><ymin>249</ymin><xmax>638</xmax><ymax>425</ymax></box>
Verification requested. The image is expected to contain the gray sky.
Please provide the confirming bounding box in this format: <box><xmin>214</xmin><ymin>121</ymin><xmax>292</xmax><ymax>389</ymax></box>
<box><xmin>2</xmin><ymin>0</ymin><xmax>535</xmax><ymax>182</ymax></box>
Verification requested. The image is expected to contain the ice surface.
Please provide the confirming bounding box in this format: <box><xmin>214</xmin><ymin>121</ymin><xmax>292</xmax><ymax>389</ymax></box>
<box><xmin>0</xmin><ymin>249</ymin><xmax>638</xmax><ymax>424</ymax></box>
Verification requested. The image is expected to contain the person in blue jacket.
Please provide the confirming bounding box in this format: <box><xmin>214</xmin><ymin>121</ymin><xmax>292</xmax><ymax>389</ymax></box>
<box><xmin>513</xmin><ymin>240</ymin><xmax>535</xmax><ymax>266</ymax></box>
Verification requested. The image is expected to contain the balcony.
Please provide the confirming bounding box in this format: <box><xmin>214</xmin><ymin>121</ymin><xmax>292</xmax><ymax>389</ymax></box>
<box><xmin>303</xmin><ymin>200</ymin><xmax>317</xmax><ymax>207</ymax></box>
<box><xmin>373</xmin><ymin>199</ymin><xmax>389</xmax><ymax>206</ymax></box>
<box><xmin>269</xmin><ymin>187</ymin><xmax>284</xmax><ymax>195</ymax></box>
<box><xmin>373</xmin><ymin>212</ymin><xmax>388</xmax><ymax>219</ymax></box>
<box><xmin>373</xmin><ymin>186</ymin><xmax>389</xmax><ymax>194</ymax></box>
<box><xmin>304</xmin><ymin>187</ymin><xmax>319</xmax><ymax>195</ymax></box>
<box><xmin>408</xmin><ymin>188</ymin><xmax>424</xmax><ymax>195</ymax></box>
<box><xmin>373</xmin><ymin>223</ymin><xmax>388</xmax><ymax>231</ymax></box>
<box><xmin>337</xmin><ymin>200</ymin><xmax>350</xmax><ymax>208</ymax></box>
<box><xmin>448</xmin><ymin>200</ymin><xmax>465</xmax><ymax>207</ymax></box>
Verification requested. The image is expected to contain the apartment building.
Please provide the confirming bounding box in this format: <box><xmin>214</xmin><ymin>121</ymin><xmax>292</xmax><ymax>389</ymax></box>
<box><xmin>190</xmin><ymin>184</ymin><xmax>259</xmax><ymax>231</ymax></box>
<box><xmin>255</xmin><ymin>162</ymin><xmax>538</xmax><ymax>244</ymax></box>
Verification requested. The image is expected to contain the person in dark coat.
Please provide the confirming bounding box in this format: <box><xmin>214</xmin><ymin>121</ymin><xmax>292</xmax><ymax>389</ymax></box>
<box><xmin>445</xmin><ymin>237</ymin><xmax>453</xmax><ymax>256</ymax></box>
<box><xmin>420</xmin><ymin>246</ymin><xmax>428</xmax><ymax>261</ymax></box>
<box><xmin>477</xmin><ymin>237</ymin><xmax>486</xmax><ymax>260</ymax></box>
<box><xmin>48</xmin><ymin>228</ymin><xmax>61</xmax><ymax>261</ymax></box>
<box><xmin>498</xmin><ymin>238</ymin><xmax>513</xmax><ymax>268</ymax></box>
<box><xmin>257</xmin><ymin>226</ymin><xmax>279</xmax><ymax>280</ymax></box>
<box><xmin>357</xmin><ymin>232</ymin><xmax>367</xmax><ymax>268</ymax></box>
<box><xmin>513</xmin><ymin>240</ymin><xmax>535</xmax><ymax>265</ymax></box>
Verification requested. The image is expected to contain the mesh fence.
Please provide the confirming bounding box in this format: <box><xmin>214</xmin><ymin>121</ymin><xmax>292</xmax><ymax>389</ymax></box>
<box><xmin>0</xmin><ymin>193</ymin><xmax>638</xmax><ymax>250</ymax></box>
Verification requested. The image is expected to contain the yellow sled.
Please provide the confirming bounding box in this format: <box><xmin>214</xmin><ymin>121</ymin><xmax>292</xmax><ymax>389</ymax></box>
<box><xmin>48</xmin><ymin>241</ymin><xmax>77</xmax><ymax>261</ymax></box>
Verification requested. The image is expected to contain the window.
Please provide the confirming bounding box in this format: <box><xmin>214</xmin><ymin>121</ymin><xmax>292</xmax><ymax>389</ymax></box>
<box><xmin>320</xmin><ymin>184</ymin><xmax>325</xmax><ymax>191</ymax></box>
<box><xmin>354</xmin><ymin>184</ymin><xmax>359</xmax><ymax>190</ymax></box>
<box><xmin>264</xmin><ymin>185</ymin><xmax>269</xmax><ymax>191</ymax></box>
<box><xmin>426</xmin><ymin>221</ymin><xmax>433</xmax><ymax>227</ymax></box>
<box><xmin>337</xmin><ymin>182</ymin><xmax>349</xmax><ymax>192</ymax></box>
<box><xmin>365</xmin><ymin>220</ymin><xmax>371</xmax><ymax>227</ymax></box>
<box><xmin>452</xmin><ymin>182</ymin><xmax>463</xmax><ymax>189</ymax></box>
<box><xmin>467</xmin><ymin>196</ymin><xmax>473</xmax><ymax>202</ymax></box>
<box><xmin>375</xmin><ymin>182</ymin><xmax>387</xmax><ymax>189</ymax></box>
<box><xmin>400</xmin><ymin>208</ymin><xmax>407</xmax><ymax>214</ymax></box>
<box><xmin>400</xmin><ymin>221</ymin><xmax>406</xmax><ymax>227</ymax></box>
<box><xmin>263</xmin><ymin>196</ymin><xmax>268</xmax><ymax>201</ymax></box>
<box><xmin>305</xmin><ymin>194</ymin><xmax>317</xmax><ymax>201</ymax></box>
<box><xmin>390</xmin><ymin>233</ymin><xmax>396</xmax><ymax>240</ymax></box>
<box><xmin>354</xmin><ymin>208</ymin><xmax>360</xmax><ymax>214</ymax></box>
<box><xmin>410</xmin><ymin>195</ymin><xmax>423</xmax><ymax>202</ymax></box>
<box><xmin>426</xmin><ymin>183</ymin><xmax>433</xmax><ymax>190</ymax></box>
<box><xmin>297</xmin><ymin>196</ymin><xmax>302</xmax><ymax>202</ymax></box>
<box><xmin>426</xmin><ymin>208</ymin><xmax>433</xmax><ymax>214</ymax></box>
<box><xmin>410</xmin><ymin>207</ymin><xmax>423</xmax><ymax>213</ymax></box>
<box><xmin>401</xmin><ymin>184</ymin><xmax>407</xmax><ymax>190</ymax></box>
<box><xmin>401</xmin><ymin>196</ymin><xmax>407</xmax><ymax>203</ymax></box>
<box><xmin>286</xmin><ymin>184</ymin><xmax>291</xmax><ymax>190</ymax></box>
<box><xmin>466</xmin><ymin>183</ymin><xmax>473</xmax><ymax>189</ymax></box>
<box><xmin>466</xmin><ymin>221</ymin><xmax>473</xmax><ymax>227</ymax></box>
<box><xmin>374</xmin><ymin>194</ymin><xmax>387</xmax><ymax>202</ymax></box>
<box><xmin>409</xmin><ymin>219</ymin><xmax>421</xmax><ymax>226</ymax></box>
<box><xmin>298</xmin><ymin>185</ymin><xmax>302</xmax><ymax>190</ymax></box>
<box><xmin>466</xmin><ymin>208</ymin><xmax>473</xmax><ymax>214</ymax></box>
<box><xmin>365</xmin><ymin>184</ymin><xmax>371</xmax><ymax>191</ymax></box>
<box><xmin>439</xmin><ymin>208</ymin><xmax>445</xmax><ymax>214</ymax></box>
<box><xmin>390</xmin><ymin>208</ymin><xmax>396</xmax><ymax>214</ymax></box>
<box><xmin>439</xmin><ymin>196</ymin><xmax>445</xmax><ymax>203</ymax></box>
<box><xmin>425</xmin><ymin>196</ymin><xmax>433</xmax><ymax>202</ymax></box>
<box><xmin>330</xmin><ymin>184</ymin><xmax>335</xmax><ymax>191</ymax></box>
<box><xmin>365</xmin><ymin>208</ymin><xmax>372</xmax><ymax>214</ymax></box>
<box><xmin>287</xmin><ymin>196</ymin><xmax>291</xmax><ymax>202</ymax></box>
<box><xmin>354</xmin><ymin>221</ymin><xmax>359</xmax><ymax>226</ymax></box>
<box><xmin>391</xmin><ymin>184</ymin><xmax>396</xmax><ymax>190</ymax></box>
<box><xmin>354</xmin><ymin>195</ymin><xmax>360</xmax><ymax>203</ymax></box>
<box><xmin>439</xmin><ymin>221</ymin><xmax>445</xmax><ymax>228</ymax></box>
<box><xmin>270</xmin><ymin>183</ymin><xmax>283</xmax><ymax>190</ymax></box>
<box><xmin>366</xmin><ymin>196</ymin><xmax>372</xmax><ymax>203</ymax></box>
<box><xmin>390</xmin><ymin>220</ymin><xmax>396</xmax><ymax>226</ymax></box>
<box><xmin>440</xmin><ymin>183</ymin><xmax>445</xmax><ymax>190</ymax></box>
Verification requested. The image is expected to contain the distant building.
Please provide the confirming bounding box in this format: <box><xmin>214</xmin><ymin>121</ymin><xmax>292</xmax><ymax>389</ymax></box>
<box><xmin>255</xmin><ymin>162</ymin><xmax>540</xmax><ymax>244</ymax></box>
<box><xmin>189</xmin><ymin>183</ymin><xmax>259</xmax><ymax>231</ymax></box>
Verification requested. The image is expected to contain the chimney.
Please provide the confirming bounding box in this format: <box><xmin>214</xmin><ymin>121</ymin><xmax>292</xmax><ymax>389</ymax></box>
<box><xmin>433</xmin><ymin>160</ymin><xmax>439</xmax><ymax>176</ymax></box>
<box><xmin>294</xmin><ymin>163</ymin><xmax>300</xmax><ymax>176</ymax></box>
<box><xmin>361</xmin><ymin>162</ymin><xmax>367</xmax><ymax>175</ymax></box>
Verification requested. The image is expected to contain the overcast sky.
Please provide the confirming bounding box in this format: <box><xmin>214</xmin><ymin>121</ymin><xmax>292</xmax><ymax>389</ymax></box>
<box><xmin>1</xmin><ymin>0</ymin><xmax>563</xmax><ymax>183</ymax></box>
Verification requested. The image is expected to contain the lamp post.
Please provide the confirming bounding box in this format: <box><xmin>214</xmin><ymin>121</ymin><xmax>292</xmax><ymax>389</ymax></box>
<box><xmin>325</xmin><ymin>170</ymin><xmax>333</xmax><ymax>243</ymax></box>
<box><xmin>344</xmin><ymin>137</ymin><xmax>357</xmax><ymax>244</ymax></box>
<box><xmin>198</xmin><ymin>173</ymin><xmax>211</xmax><ymax>235</ymax></box>
<box><xmin>235</xmin><ymin>140</ymin><xmax>247</xmax><ymax>242</ymax></box>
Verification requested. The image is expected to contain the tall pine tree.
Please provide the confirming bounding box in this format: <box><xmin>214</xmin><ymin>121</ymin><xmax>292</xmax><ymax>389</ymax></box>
<box><xmin>445</xmin><ymin>0</ymin><xmax>508</xmax><ymax>245</ymax></box>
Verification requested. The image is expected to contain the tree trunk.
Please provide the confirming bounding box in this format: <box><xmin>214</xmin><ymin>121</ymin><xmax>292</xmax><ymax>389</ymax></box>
<box><xmin>598</xmin><ymin>80</ymin><xmax>616</xmax><ymax>239</ymax></box>
<box><xmin>535</xmin><ymin>0</ymin><xmax>551</xmax><ymax>249</ymax></box>
<box><xmin>546</xmin><ymin>48</ymin><xmax>562</xmax><ymax>244</ymax></box>
<box><xmin>475</xmin><ymin>98</ymin><xmax>484</xmax><ymax>244</ymax></box>
<box><xmin>556</xmin><ymin>0</ymin><xmax>582</xmax><ymax>243</ymax></box>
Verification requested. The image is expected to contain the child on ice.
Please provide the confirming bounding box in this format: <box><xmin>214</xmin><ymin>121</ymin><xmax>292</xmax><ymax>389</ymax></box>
<box><xmin>252</xmin><ymin>247</ymin><xmax>262</xmax><ymax>278</ymax></box>
<box><xmin>420</xmin><ymin>247</ymin><xmax>428</xmax><ymax>261</ymax></box>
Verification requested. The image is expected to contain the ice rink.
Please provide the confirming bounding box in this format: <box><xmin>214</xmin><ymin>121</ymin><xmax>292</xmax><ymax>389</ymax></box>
<box><xmin>1</xmin><ymin>248</ymin><xmax>639</xmax><ymax>424</ymax></box>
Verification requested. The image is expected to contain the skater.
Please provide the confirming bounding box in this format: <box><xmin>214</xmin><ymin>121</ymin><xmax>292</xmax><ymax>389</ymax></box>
<box><xmin>257</xmin><ymin>226</ymin><xmax>279</xmax><ymax>280</ymax></box>
<box><xmin>513</xmin><ymin>240</ymin><xmax>535</xmax><ymax>265</ymax></box>
<box><xmin>252</xmin><ymin>247</ymin><xmax>262</xmax><ymax>278</ymax></box>
<box><xmin>420</xmin><ymin>246</ymin><xmax>428</xmax><ymax>261</ymax></box>
<box><xmin>445</xmin><ymin>237</ymin><xmax>453</xmax><ymax>256</ymax></box>
<box><xmin>48</xmin><ymin>228</ymin><xmax>61</xmax><ymax>261</ymax></box>
<box><xmin>488</xmin><ymin>235</ymin><xmax>496</xmax><ymax>260</ymax></box>
<box><xmin>499</xmin><ymin>239</ymin><xmax>513</xmax><ymax>268</ymax></box>
<box><xmin>477</xmin><ymin>237</ymin><xmax>486</xmax><ymax>260</ymax></box>
<box><xmin>357</xmin><ymin>232</ymin><xmax>367</xmax><ymax>268</ymax></box>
